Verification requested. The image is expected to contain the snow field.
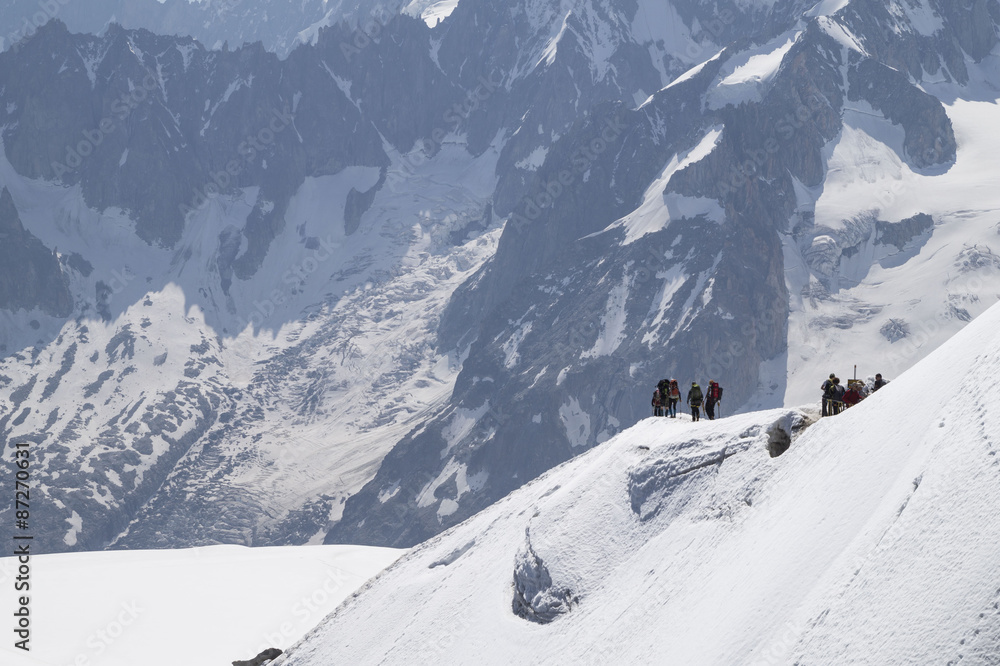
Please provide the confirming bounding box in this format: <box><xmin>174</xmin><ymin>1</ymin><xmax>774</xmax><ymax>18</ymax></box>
<box><xmin>0</xmin><ymin>544</ymin><xmax>403</xmax><ymax>666</ymax></box>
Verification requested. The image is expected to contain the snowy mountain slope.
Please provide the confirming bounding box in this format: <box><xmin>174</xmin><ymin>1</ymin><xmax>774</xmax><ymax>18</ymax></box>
<box><xmin>0</xmin><ymin>131</ymin><xmax>501</xmax><ymax>552</ymax></box>
<box><xmin>3</xmin><ymin>0</ymin><xmax>1000</xmax><ymax>558</ymax></box>
<box><xmin>0</xmin><ymin>0</ymin><xmax>807</xmax><ymax>554</ymax></box>
<box><xmin>0</xmin><ymin>14</ymin><xmax>505</xmax><ymax>552</ymax></box>
<box><xmin>0</xmin><ymin>543</ymin><xmax>403</xmax><ymax>666</ymax></box>
<box><xmin>330</xmin><ymin>0</ymin><xmax>1000</xmax><ymax>548</ymax></box>
<box><xmin>279</xmin><ymin>301</ymin><xmax>1000</xmax><ymax>666</ymax></box>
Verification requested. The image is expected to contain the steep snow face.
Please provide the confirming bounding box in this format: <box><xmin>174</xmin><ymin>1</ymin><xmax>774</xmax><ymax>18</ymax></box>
<box><xmin>404</xmin><ymin>0</ymin><xmax>462</xmax><ymax>27</ymax></box>
<box><xmin>706</xmin><ymin>29</ymin><xmax>802</xmax><ymax>109</ymax></box>
<box><xmin>279</xmin><ymin>302</ymin><xmax>1000</xmax><ymax>665</ymax></box>
<box><xmin>4</xmin><ymin>0</ymin><xmax>999</xmax><ymax>559</ymax></box>
<box><xmin>607</xmin><ymin>125</ymin><xmax>725</xmax><ymax>244</ymax></box>
<box><xmin>0</xmin><ymin>544</ymin><xmax>403</xmax><ymax>666</ymax></box>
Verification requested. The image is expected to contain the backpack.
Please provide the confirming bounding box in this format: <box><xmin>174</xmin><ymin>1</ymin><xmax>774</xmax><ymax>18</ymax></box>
<box><xmin>657</xmin><ymin>379</ymin><xmax>670</xmax><ymax>396</ymax></box>
<box><xmin>689</xmin><ymin>385</ymin><xmax>703</xmax><ymax>406</ymax></box>
<box><xmin>709</xmin><ymin>383</ymin><xmax>722</xmax><ymax>401</ymax></box>
<box><xmin>668</xmin><ymin>380</ymin><xmax>680</xmax><ymax>399</ymax></box>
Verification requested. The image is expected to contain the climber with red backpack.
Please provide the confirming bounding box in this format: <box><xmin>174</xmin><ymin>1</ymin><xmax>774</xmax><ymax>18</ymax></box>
<box><xmin>705</xmin><ymin>380</ymin><xmax>723</xmax><ymax>419</ymax></box>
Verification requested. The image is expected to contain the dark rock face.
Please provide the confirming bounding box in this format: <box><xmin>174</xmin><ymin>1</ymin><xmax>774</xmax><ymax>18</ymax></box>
<box><xmin>847</xmin><ymin>58</ymin><xmax>956</xmax><ymax>168</ymax></box>
<box><xmin>880</xmin><ymin>318</ymin><xmax>911</xmax><ymax>343</ymax></box>
<box><xmin>0</xmin><ymin>188</ymin><xmax>72</xmax><ymax>316</ymax></box>
<box><xmin>876</xmin><ymin>214</ymin><xmax>935</xmax><ymax>251</ymax></box>
<box><xmin>839</xmin><ymin>0</ymin><xmax>999</xmax><ymax>86</ymax></box>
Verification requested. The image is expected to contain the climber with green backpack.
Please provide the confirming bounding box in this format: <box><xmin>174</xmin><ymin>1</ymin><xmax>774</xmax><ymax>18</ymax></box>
<box><xmin>687</xmin><ymin>382</ymin><xmax>703</xmax><ymax>421</ymax></box>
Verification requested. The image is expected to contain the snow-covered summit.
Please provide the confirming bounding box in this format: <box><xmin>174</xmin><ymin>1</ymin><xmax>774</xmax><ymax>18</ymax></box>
<box><xmin>279</xmin><ymin>301</ymin><xmax>1000</xmax><ymax>665</ymax></box>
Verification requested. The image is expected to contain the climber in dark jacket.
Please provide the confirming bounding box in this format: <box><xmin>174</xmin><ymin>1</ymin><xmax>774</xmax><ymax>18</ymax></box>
<box><xmin>873</xmin><ymin>373</ymin><xmax>889</xmax><ymax>392</ymax></box>
<box><xmin>820</xmin><ymin>373</ymin><xmax>836</xmax><ymax>417</ymax></box>
<box><xmin>687</xmin><ymin>382</ymin><xmax>703</xmax><ymax>422</ymax></box>
<box><xmin>831</xmin><ymin>377</ymin><xmax>847</xmax><ymax>415</ymax></box>
<box><xmin>705</xmin><ymin>380</ymin><xmax>722</xmax><ymax>420</ymax></box>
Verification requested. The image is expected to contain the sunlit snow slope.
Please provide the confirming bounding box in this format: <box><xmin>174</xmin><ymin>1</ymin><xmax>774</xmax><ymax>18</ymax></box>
<box><xmin>0</xmin><ymin>544</ymin><xmax>402</xmax><ymax>666</ymax></box>
<box><xmin>280</xmin><ymin>302</ymin><xmax>1000</xmax><ymax>665</ymax></box>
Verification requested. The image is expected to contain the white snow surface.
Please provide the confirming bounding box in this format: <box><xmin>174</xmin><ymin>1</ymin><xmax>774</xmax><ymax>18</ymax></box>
<box><xmin>403</xmin><ymin>0</ymin><xmax>461</xmax><ymax>27</ymax></box>
<box><xmin>581</xmin><ymin>273</ymin><xmax>630</xmax><ymax>359</ymax></box>
<box><xmin>606</xmin><ymin>126</ymin><xmax>725</xmax><ymax>244</ymax></box>
<box><xmin>0</xmin><ymin>544</ymin><xmax>403</xmax><ymax>666</ymax></box>
<box><xmin>277</xmin><ymin>301</ymin><xmax>1000</xmax><ymax>665</ymax></box>
<box><xmin>804</xmin><ymin>0</ymin><xmax>852</xmax><ymax>18</ymax></box>
<box><xmin>707</xmin><ymin>30</ymin><xmax>801</xmax><ymax>109</ymax></box>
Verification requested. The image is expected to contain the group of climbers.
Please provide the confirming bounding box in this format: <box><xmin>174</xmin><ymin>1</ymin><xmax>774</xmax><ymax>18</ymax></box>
<box><xmin>652</xmin><ymin>378</ymin><xmax>681</xmax><ymax>417</ymax></box>
<box><xmin>651</xmin><ymin>368</ymin><xmax>887</xmax><ymax>422</ymax></box>
<box><xmin>652</xmin><ymin>379</ymin><xmax>723</xmax><ymax>421</ymax></box>
<box><xmin>820</xmin><ymin>372</ymin><xmax>889</xmax><ymax>416</ymax></box>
